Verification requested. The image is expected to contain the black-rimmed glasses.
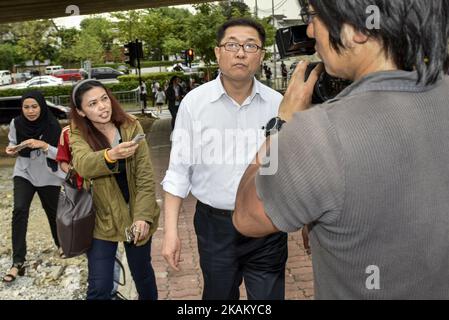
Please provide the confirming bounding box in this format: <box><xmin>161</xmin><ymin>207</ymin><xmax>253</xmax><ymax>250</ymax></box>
<box><xmin>219</xmin><ymin>42</ymin><xmax>263</xmax><ymax>53</ymax></box>
<box><xmin>301</xmin><ymin>7</ymin><xmax>318</xmax><ymax>24</ymax></box>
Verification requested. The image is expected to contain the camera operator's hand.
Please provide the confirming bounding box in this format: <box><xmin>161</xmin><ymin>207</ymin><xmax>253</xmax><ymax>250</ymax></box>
<box><xmin>279</xmin><ymin>61</ymin><xmax>324</xmax><ymax>122</ymax></box>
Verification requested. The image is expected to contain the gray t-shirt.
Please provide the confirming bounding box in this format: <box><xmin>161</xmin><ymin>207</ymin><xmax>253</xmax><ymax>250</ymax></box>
<box><xmin>256</xmin><ymin>70</ymin><xmax>449</xmax><ymax>299</ymax></box>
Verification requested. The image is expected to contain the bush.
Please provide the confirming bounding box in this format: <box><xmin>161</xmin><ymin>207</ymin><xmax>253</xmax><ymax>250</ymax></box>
<box><xmin>117</xmin><ymin>72</ymin><xmax>186</xmax><ymax>84</ymax></box>
<box><xmin>0</xmin><ymin>82</ymin><xmax>141</xmax><ymax>99</ymax></box>
<box><xmin>93</xmin><ymin>60</ymin><xmax>183</xmax><ymax>69</ymax></box>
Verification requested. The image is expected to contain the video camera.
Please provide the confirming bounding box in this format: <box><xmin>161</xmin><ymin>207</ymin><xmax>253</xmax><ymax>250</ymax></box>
<box><xmin>276</xmin><ymin>25</ymin><xmax>352</xmax><ymax>104</ymax></box>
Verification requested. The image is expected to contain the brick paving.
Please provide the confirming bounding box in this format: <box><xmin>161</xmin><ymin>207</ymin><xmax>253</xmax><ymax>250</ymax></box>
<box><xmin>125</xmin><ymin>116</ymin><xmax>314</xmax><ymax>300</ymax></box>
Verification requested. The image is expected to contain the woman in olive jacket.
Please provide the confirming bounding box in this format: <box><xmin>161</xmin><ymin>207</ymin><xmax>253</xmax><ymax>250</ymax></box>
<box><xmin>69</xmin><ymin>80</ymin><xmax>160</xmax><ymax>300</ymax></box>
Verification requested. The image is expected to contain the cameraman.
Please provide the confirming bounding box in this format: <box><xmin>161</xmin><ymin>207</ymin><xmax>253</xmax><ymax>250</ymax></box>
<box><xmin>233</xmin><ymin>0</ymin><xmax>449</xmax><ymax>299</ymax></box>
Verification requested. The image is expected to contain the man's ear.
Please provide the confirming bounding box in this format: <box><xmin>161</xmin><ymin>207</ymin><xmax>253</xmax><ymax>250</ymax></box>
<box><xmin>215</xmin><ymin>46</ymin><xmax>221</xmax><ymax>64</ymax></box>
<box><xmin>75</xmin><ymin>108</ymin><xmax>86</xmax><ymax>118</ymax></box>
<box><xmin>353</xmin><ymin>30</ymin><xmax>369</xmax><ymax>44</ymax></box>
<box><xmin>342</xmin><ymin>24</ymin><xmax>369</xmax><ymax>47</ymax></box>
<box><xmin>259</xmin><ymin>50</ymin><xmax>266</xmax><ymax>65</ymax></box>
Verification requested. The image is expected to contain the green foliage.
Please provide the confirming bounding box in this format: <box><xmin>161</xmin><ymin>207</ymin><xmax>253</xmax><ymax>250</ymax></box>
<box><xmin>110</xmin><ymin>10</ymin><xmax>144</xmax><ymax>43</ymax></box>
<box><xmin>56</xmin><ymin>27</ymin><xmax>81</xmax><ymax>65</ymax></box>
<box><xmin>0</xmin><ymin>82</ymin><xmax>142</xmax><ymax>98</ymax></box>
<box><xmin>219</xmin><ymin>1</ymin><xmax>252</xmax><ymax>19</ymax></box>
<box><xmin>93</xmin><ymin>60</ymin><xmax>181</xmax><ymax>69</ymax></box>
<box><xmin>163</xmin><ymin>37</ymin><xmax>188</xmax><ymax>58</ymax></box>
<box><xmin>0</xmin><ymin>43</ymin><xmax>24</xmax><ymax>70</ymax></box>
<box><xmin>70</xmin><ymin>34</ymin><xmax>104</xmax><ymax>64</ymax></box>
<box><xmin>80</xmin><ymin>17</ymin><xmax>115</xmax><ymax>51</ymax></box>
<box><xmin>117</xmin><ymin>72</ymin><xmax>185</xmax><ymax>84</ymax></box>
<box><xmin>187</xmin><ymin>4</ymin><xmax>226</xmax><ymax>65</ymax></box>
<box><xmin>1</xmin><ymin>3</ymin><xmax>281</xmax><ymax>70</ymax></box>
<box><xmin>16</xmin><ymin>20</ymin><xmax>58</xmax><ymax>65</ymax></box>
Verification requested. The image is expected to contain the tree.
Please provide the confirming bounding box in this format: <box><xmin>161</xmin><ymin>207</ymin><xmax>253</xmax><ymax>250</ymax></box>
<box><xmin>0</xmin><ymin>22</ymin><xmax>23</xmax><ymax>45</ymax></box>
<box><xmin>111</xmin><ymin>10</ymin><xmax>144</xmax><ymax>43</ymax></box>
<box><xmin>163</xmin><ymin>37</ymin><xmax>187</xmax><ymax>59</ymax></box>
<box><xmin>71</xmin><ymin>33</ymin><xmax>104</xmax><ymax>64</ymax></box>
<box><xmin>80</xmin><ymin>17</ymin><xmax>115</xmax><ymax>51</ymax></box>
<box><xmin>55</xmin><ymin>27</ymin><xmax>81</xmax><ymax>64</ymax></box>
<box><xmin>16</xmin><ymin>20</ymin><xmax>58</xmax><ymax>65</ymax></box>
<box><xmin>139</xmin><ymin>10</ymin><xmax>176</xmax><ymax>60</ymax></box>
<box><xmin>186</xmin><ymin>4</ymin><xmax>226</xmax><ymax>65</ymax></box>
<box><xmin>220</xmin><ymin>1</ymin><xmax>252</xmax><ymax>19</ymax></box>
<box><xmin>0</xmin><ymin>43</ymin><xmax>24</xmax><ymax>70</ymax></box>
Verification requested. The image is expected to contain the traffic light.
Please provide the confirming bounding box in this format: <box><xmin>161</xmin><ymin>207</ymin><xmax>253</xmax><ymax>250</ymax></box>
<box><xmin>187</xmin><ymin>49</ymin><xmax>194</xmax><ymax>63</ymax></box>
<box><xmin>124</xmin><ymin>42</ymin><xmax>137</xmax><ymax>67</ymax></box>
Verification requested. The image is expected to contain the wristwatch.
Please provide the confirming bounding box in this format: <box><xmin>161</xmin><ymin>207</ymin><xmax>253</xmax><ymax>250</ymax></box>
<box><xmin>264</xmin><ymin>117</ymin><xmax>286</xmax><ymax>137</ymax></box>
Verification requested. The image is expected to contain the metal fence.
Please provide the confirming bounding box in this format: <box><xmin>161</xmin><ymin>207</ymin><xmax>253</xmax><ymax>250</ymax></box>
<box><xmin>46</xmin><ymin>88</ymin><xmax>141</xmax><ymax>107</ymax></box>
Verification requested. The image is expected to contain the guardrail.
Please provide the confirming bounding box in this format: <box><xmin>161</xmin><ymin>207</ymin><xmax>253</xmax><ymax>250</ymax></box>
<box><xmin>46</xmin><ymin>88</ymin><xmax>140</xmax><ymax>106</ymax></box>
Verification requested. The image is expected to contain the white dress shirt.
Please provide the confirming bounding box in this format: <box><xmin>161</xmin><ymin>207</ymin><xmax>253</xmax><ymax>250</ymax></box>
<box><xmin>162</xmin><ymin>76</ymin><xmax>282</xmax><ymax>210</ymax></box>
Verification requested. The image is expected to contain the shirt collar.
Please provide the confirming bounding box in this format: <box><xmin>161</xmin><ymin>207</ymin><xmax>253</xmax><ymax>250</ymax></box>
<box><xmin>210</xmin><ymin>73</ymin><xmax>268</xmax><ymax>104</ymax></box>
<box><xmin>332</xmin><ymin>70</ymin><xmax>442</xmax><ymax>102</ymax></box>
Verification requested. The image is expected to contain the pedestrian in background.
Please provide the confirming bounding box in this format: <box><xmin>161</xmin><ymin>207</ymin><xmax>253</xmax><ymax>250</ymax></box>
<box><xmin>3</xmin><ymin>91</ymin><xmax>63</xmax><ymax>283</ymax></box>
<box><xmin>154</xmin><ymin>87</ymin><xmax>166</xmax><ymax>115</ymax></box>
<box><xmin>166</xmin><ymin>76</ymin><xmax>184</xmax><ymax>130</ymax></box>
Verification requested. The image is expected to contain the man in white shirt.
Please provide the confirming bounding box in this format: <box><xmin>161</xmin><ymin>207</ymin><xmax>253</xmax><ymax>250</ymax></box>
<box><xmin>161</xmin><ymin>18</ymin><xmax>287</xmax><ymax>300</ymax></box>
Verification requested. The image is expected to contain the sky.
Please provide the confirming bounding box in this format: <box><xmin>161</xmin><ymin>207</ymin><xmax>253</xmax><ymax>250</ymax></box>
<box><xmin>53</xmin><ymin>0</ymin><xmax>302</xmax><ymax>29</ymax></box>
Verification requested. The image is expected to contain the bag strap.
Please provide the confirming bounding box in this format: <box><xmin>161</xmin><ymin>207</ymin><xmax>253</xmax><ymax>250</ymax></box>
<box><xmin>113</xmin><ymin>256</ymin><xmax>126</xmax><ymax>286</ymax></box>
<box><xmin>67</xmin><ymin>145</ymin><xmax>93</xmax><ymax>191</ymax></box>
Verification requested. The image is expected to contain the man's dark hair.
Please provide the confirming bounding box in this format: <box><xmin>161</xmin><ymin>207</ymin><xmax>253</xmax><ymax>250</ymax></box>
<box><xmin>307</xmin><ymin>0</ymin><xmax>449</xmax><ymax>85</ymax></box>
<box><xmin>217</xmin><ymin>18</ymin><xmax>266</xmax><ymax>47</ymax></box>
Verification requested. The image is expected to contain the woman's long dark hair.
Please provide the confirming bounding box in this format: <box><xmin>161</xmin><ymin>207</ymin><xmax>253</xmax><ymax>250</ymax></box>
<box><xmin>308</xmin><ymin>0</ymin><xmax>449</xmax><ymax>85</ymax></box>
<box><xmin>70</xmin><ymin>80</ymin><xmax>134</xmax><ymax>151</ymax></box>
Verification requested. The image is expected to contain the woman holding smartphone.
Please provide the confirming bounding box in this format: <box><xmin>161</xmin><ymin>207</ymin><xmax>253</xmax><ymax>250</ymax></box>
<box><xmin>68</xmin><ymin>79</ymin><xmax>160</xmax><ymax>300</ymax></box>
<box><xmin>3</xmin><ymin>91</ymin><xmax>63</xmax><ymax>283</ymax></box>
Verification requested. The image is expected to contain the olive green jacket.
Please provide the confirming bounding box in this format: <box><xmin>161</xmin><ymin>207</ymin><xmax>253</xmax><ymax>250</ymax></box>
<box><xmin>69</xmin><ymin>118</ymin><xmax>160</xmax><ymax>245</ymax></box>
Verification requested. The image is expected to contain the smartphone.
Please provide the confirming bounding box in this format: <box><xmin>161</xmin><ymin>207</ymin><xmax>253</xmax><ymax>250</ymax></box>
<box><xmin>132</xmin><ymin>133</ymin><xmax>146</xmax><ymax>144</ymax></box>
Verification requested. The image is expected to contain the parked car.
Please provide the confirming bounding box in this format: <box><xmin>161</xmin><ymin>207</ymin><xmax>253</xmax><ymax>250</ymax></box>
<box><xmin>13</xmin><ymin>72</ymin><xmax>33</xmax><ymax>83</ymax></box>
<box><xmin>45</xmin><ymin>65</ymin><xmax>63</xmax><ymax>75</ymax></box>
<box><xmin>53</xmin><ymin>69</ymin><xmax>85</xmax><ymax>82</ymax></box>
<box><xmin>166</xmin><ymin>63</ymin><xmax>200</xmax><ymax>73</ymax></box>
<box><xmin>117</xmin><ymin>65</ymin><xmax>130</xmax><ymax>75</ymax></box>
<box><xmin>90</xmin><ymin>67</ymin><xmax>124</xmax><ymax>79</ymax></box>
<box><xmin>0</xmin><ymin>70</ymin><xmax>12</xmax><ymax>85</ymax></box>
<box><xmin>0</xmin><ymin>96</ymin><xmax>70</xmax><ymax>124</ymax></box>
<box><xmin>15</xmin><ymin>76</ymin><xmax>63</xmax><ymax>89</ymax></box>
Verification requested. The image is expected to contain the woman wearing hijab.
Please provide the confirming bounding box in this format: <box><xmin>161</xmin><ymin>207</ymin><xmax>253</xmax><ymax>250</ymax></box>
<box><xmin>3</xmin><ymin>91</ymin><xmax>63</xmax><ymax>283</ymax></box>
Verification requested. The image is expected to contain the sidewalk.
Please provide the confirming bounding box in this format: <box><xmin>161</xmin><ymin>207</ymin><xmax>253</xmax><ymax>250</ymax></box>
<box><xmin>122</xmin><ymin>117</ymin><xmax>314</xmax><ymax>300</ymax></box>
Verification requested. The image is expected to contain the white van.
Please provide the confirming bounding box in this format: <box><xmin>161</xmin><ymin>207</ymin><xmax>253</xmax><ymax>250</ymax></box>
<box><xmin>45</xmin><ymin>65</ymin><xmax>63</xmax><ymax>75</ymax></box>
<box><xmin>0</xmin><ymin>70</ymin><xmax>12</xmax><ymax>85</ymax></box>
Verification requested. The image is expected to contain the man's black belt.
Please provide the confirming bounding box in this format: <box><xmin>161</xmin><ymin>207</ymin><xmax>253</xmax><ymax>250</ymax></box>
<box><xmin>197</xmin><ymin>201</ymin><xmax>233</xmax><ymax>216</ymax></box>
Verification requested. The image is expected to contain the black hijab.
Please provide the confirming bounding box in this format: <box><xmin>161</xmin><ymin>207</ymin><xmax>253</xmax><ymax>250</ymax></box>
<box><xmin>14</xmin><ymin>91</ymin><xmax>62</xmax><ymax>171</ymax></box>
